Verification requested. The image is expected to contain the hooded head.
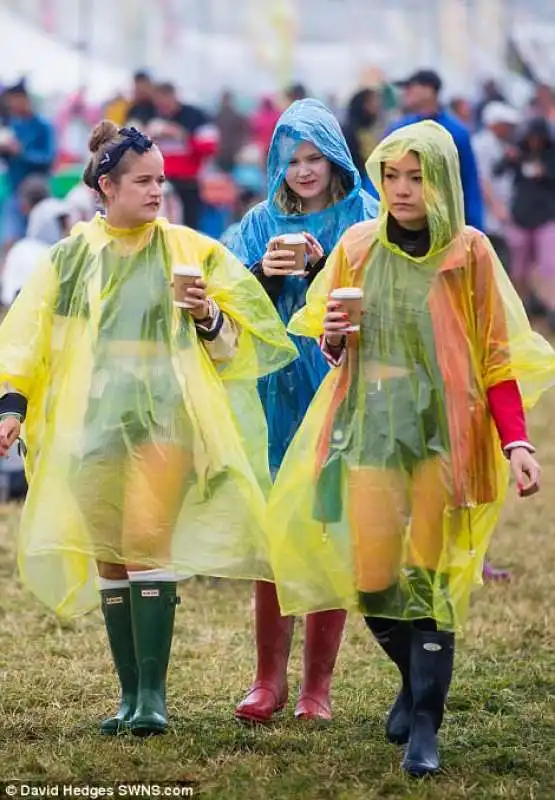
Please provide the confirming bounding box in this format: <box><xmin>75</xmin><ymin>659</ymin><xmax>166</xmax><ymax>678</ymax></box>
<box><xmin>228</xmin><ymin>99</ymin><xmax>377</xmax><ymax>270</ymax></box>
<box><xmin>27</xmin><ymin>198</ymin><xmax>72</xmax><ymax>246</ymax></box>
<box><xmin>366</xmin><ymin>120</ymin><xmax>465</xmax><ymax>256</ymax></box>
<box><xmin>267</xmin><ymin>99</ymin><xmax>362</xmax><ymax>217</ymax></box>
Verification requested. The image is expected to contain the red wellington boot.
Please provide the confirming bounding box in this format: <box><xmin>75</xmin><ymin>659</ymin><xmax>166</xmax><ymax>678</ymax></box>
<box><xmin>235</xmin><ymin>581</ymin><xmax>295</xmax><ymax>724</ymax></box>
<box><xmin>295</xmin><ymin>609</ymin><xmax>347</xmax><ymax>721</ymax></box>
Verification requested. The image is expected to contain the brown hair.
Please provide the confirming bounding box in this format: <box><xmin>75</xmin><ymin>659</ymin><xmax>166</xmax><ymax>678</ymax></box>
<box><xmin>83</xmin><ymin>120</ymin><xmax>135</xmax><ymax>198</ymax></box>
<box><xmin>275</xmin><ymin>165</ymin><xmax>351</xmax><ymax>215</ymax></box>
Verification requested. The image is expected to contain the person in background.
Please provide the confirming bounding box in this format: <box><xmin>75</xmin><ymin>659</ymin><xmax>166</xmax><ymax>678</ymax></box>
<box><xmin>251</xmin><ymin>96</ymin><xmax>281</xmax><ymax>166</ymax></box>
<box><xmin>382</xmin><ymin>70</ymin><xmax>484</xmax><ymax>230</ymax></box>
<box><xmin>473</xmin><ymin>101</ymin><xmax>522</xmax><ymax>584</ymax></box>
<box><xmin>343</xmin><ymin>88</ymin><xmax>384</xmax><ymax>189</ymax></box>
<box><xmin>501</xmin><ymin>117</ymin><xmax>555</xmax><ymax>328</ymax></box>
<box><xmin>473</xmin><ymin>102</ymin><xmax>520</xmax><ymax>268</ymax></box>
<box><xmin>220</xmin><ymin>188</ymin><xmax>260</xmax><ymax>249</ymax></box>
<box><xmin>449</xmin><ymin>97</ymin><xmax>475</xmax><ymax>132</ymax></box>
<box><xmin>126</xmin><ymin>71</ymin><xmax>157</xmax><ymax>129</ymax></box>
<box><xmin>527</xmin><ymin>83</ymin><xmax>555</xmax><ymax>134</ymax></box>
<box><xmin>475</xmin><ymin>79</ymin><xmax>506</xmax><ymax>130</ymax></box>
<box><xmin>2</xmin><ymin>182</ymin><xmax>71</xmax><ymax>307</ymax></box>
<box><xmin>55</xmin><ymin>89</ymin><xmax>98</xmax><ymax>166</ymax></box>
<box><xmin>285</xmin><ymin>83</ymin><xmax>308</xmax><ymax>107</ymax></box>
<box><xmin>214</xmin><ymin>90</ymin><xmax>249</xmax><ymax>173</ymax></box>
<box><xmin>149</xmin><ymin>82</ymin><xmax>219</xmax><ymax>230</ymax></box>
<box><xmin>0</xmin><ymin>79</ymin><xmax>56</xmax><ymax>252</ymax></box>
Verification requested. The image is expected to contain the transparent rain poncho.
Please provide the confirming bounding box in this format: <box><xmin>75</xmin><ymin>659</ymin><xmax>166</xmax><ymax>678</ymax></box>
<box><xmin>229</xmin><ymin>99</ymin><xmax>377</xmax><ymax>474</ymax></box>
<box><xmin>267</xmin><ymin>121</ymin><xmax>555</xmax><ymax>631</ymax></box>
<box><xmin>0</xmin><ymin>215</ymin><xmax>297</xmax><ymax>618</ymax></box>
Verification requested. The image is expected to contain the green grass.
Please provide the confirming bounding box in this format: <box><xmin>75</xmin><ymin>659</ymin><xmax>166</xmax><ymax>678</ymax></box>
<box><xmin>1</xmin><ymin>395</ymin><xmax>555</xmax><ymax>799</ymax></box>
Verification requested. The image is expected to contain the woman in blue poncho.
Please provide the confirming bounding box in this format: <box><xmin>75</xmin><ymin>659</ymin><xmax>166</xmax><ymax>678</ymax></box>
<box><xmin>230</xmin><ymin>99</ymin><xmax>378</xmax><ymax>723</ymax></box>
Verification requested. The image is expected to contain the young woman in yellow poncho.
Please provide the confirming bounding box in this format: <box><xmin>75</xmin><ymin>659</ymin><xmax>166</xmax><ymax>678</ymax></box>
<box><xmin>0</xmin><ymin>121</ymin><xmax>296</xmax><ymax>737</ymax></box>
<box><xmin>266</xmin><ymin>120</ymin><xmax>555</xmax><ymax>776</ymax></box>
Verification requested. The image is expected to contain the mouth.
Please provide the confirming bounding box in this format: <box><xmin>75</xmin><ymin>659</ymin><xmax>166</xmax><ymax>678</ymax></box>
<box><xmin>297</xmin><ymin>180</ymin><xmax>318</xmax><ymax>190</ymax></box>
<box><xmin>146</xmin><ymin>201</ymin><xmax>161</xmax><ymax>210</ymax></box>
<box><xmin>392</xmin><ymin>202</ymin><xmax>414</xmax><ymax>211</ymax></box>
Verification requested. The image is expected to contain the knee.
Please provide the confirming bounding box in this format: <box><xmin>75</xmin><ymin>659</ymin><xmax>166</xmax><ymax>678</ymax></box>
<box><xmin>97</xmin><ymin>561</ymin><xmax>128</xmax><ymax>580</ymax></box>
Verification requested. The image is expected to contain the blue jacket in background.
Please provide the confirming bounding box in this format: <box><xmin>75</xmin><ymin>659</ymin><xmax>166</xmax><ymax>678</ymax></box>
<box><xmin>375</xmin><ymin>109</ymin><xmax>484</xmax><ymax>231</ymax></box>
<box><xmin>229</xmin><ymin>98</ymin><xmax>377</xmax><ymax>475</ymax></box>
<box><xmin>3</xmin><ymin>114</ymin><xmax>56</xmax><ymax>190</ymax></box>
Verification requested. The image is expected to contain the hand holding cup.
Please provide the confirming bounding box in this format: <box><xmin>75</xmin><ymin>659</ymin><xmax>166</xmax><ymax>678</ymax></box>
<box><xmin>172</xmin><ymin>266</ymin><xmax>210</xmax><ymax>321</ymax></box>
<box><xmin>262</xmin><ymin>233</ymin><xmax>307</xmax><ymax>277</ymax></box>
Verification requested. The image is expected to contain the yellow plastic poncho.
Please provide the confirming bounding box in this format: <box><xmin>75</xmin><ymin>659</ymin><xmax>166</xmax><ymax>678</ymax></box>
<box><xmin>267</xmin><ymin>120</ymin><xmax>555</xmax><ymax>631</ymax></box>
<box><xmin>0</xmin><ymin>215</ymin><xmax>297</xmax><ymax>618</ymax></box>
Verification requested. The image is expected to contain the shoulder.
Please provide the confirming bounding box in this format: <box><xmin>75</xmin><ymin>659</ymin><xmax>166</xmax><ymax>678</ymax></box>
<box><xmin>178</xmin><ymin>104</ymin><xmax>209</xmax><ymax>128</ymax></box>
<box><xmin>340</xmin><ymin>219</ymin><xmax>380</xmax><ymax>257</ymax></box>
<box><xmin>440</xmin><ymin>113</ymin><xmax>471</xmax><ymax>144</ymax></box>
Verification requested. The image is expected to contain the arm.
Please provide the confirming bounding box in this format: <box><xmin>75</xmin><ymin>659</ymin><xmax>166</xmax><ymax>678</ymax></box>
<box><xmin>194</xmin><ymin>298</ymin><xmax>240</xmax><ymax>363</ymax></box>
<box><xmin>472</xmin><ymin>235</ymin><xmax>533</xmax><ymax>452</ymax></box>
<box><xmin>20</xmin><ymin>121</ymin><xmax>56</xmax><ymax>169</ymax></box>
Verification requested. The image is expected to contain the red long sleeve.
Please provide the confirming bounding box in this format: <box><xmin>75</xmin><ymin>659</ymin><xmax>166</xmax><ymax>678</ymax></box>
<box><xmin>486</xmin><ymin>379</ymin><xmax>530</xmax><ymax>449</ymax></box>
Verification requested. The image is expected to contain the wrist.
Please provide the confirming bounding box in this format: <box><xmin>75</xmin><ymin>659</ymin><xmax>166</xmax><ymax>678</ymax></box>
<box><xmin>325</xmin><ymin>333</ymin><xmax>345</xmax><ymax>349</ymax></box>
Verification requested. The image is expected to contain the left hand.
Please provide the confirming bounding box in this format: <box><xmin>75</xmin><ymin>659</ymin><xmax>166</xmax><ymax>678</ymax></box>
<box><xmin>180</xmin><ymin>278</ymin><xmax>210</xmax><ymax>321</ymax></box>
<box><xmin>509</xmin><ymin>447</ymin><xmax>540</xmax><ymax>497</ymax></box>
<box><xmin>303</xmin><ymin>232</ymin><xmax>325</xmax><ymax>267</ymax></box>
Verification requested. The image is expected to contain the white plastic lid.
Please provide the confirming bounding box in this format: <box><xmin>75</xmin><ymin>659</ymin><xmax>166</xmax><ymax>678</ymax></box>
<box><xmin>173</xmin><ymin>265</ymin><xmax>202</xmax><ymax>277</ymax></box>
<box><xmin>330</xmin><ymin>287</ymin><xmax>364</xmax><ymax>299</ymax></box>
<box><xmin>279</xmin><ymin>233</ymin><xmax>307</xmax><ymax>245</ymax></box>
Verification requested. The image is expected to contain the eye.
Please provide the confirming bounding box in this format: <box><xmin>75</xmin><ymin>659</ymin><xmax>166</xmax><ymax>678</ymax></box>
<box><xmin>309</xmin><ymin>155</ymin><xmax>323</xmax><ymax>162</ymax></box>
<box><xmin>383</xmin><ymin>172</ymin><xmax>397</xmax><ymax>181</ymax></box>
<box><xmin>289</xmin><ymin>158</ymin><xmax>299</xmax><ymax>167</ymax></box>
<box><xmin>412</xmin><ymin>175</ymin><xmax>423</xmax><ymax>184</ymax></box>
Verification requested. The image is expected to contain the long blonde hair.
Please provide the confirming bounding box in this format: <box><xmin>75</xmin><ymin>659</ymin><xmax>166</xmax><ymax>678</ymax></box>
<box><xmin>274</xmin><ymin>166</ymin><xmax>350</xmax><ymax>215</ymax></box>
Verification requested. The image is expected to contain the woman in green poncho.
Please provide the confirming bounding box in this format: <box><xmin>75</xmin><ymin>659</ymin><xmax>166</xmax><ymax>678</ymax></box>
<box><xmin>266</xmin><ymin>121</ymin><xmax>554</xmax><ymax>775</ymax></box>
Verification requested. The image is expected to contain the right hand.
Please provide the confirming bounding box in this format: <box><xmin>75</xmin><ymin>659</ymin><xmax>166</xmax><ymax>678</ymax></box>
<box><xmin>261</xmin><ymin>238</ymin><xmax>305</xmax><ymax>277</ymax></box>
<box><xmin>0</xmin><ymin>416</ymin><xmax>21</xmax><ymax>457</ymax></box>
<box><xmin>324</xmin><ymin>299</ymin><xmax>350</xmax><ymax>348</ymax></box>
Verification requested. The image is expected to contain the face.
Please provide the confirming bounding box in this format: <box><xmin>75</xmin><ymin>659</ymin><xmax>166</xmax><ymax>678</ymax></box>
<box><xmin>134</xmin><ymin>78</ymin><xmax>153</xmax><ymax>102</ymax></box>
<box><xmin>403</xmin><ymin>83</ymin><xmax>436</xmax><ymax>113</ymax></box>
<box><xmin>155</xmin><ymin>90</ymin><xmax>177</xmax><ymax>117</ymax></box>
<box><xmin>491</xmin><ymin>122</ymin><xmax>514</xmax><ymax>142</ymax></box>
<box><xmin>382</xmin><ymin>151</ymin><xmax>427</xmax><ymax>229</ymax></box>
<box><xmin>6</xmin><ymin>92</ymin><xmax>31</xmax><ymax>117</ymax></box>
<box><xmin>285</xmin><ymin>141</ymin><xmax>332</xmax><ymax>210</ymax></box>
<box><xmin>100</xmin><ymin>147</ymin><xmax>165</xmax><ymax>226</ymax></box>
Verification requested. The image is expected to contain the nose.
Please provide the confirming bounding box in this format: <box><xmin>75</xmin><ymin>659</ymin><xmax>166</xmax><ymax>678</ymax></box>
<box><xmin>395</xmin><ymin>176</ymin><xmax>411</xmax><ymax>197</ymax></box>
<box><xmin>298</xmin><ymin>161</ymin><xmax>312</xmax><ymax>178</ymax></box>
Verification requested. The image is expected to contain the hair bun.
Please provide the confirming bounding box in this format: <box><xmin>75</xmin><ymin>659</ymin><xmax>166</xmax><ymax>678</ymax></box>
<box><xmin>88</xmin><ymin>120</ymin><xmax>119</xmax><ymax>154</ymax></box>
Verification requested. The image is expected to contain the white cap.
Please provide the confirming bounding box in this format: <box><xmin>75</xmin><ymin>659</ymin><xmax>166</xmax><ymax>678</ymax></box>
<box><xmin>483</xmin><ymin>102</ymin><xmax>520</xmax><ymax>127</ymax></box>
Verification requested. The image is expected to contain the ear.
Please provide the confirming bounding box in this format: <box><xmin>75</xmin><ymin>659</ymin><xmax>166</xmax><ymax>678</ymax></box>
<box><xmin>98</xmin><ymin>174</ymin><xmax>115</xmax><ymax>200</ymax></box>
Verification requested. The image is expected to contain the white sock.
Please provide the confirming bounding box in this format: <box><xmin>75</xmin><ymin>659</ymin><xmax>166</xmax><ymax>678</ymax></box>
<box><xmin>128</xmin><ymin>568</ymin><xmax>177</xmax><ymax>583</ymax></box>
<box><xmin>99</xmin><ymin>577</ymin><xmax>130</xmax><ymax>591</ymax></box>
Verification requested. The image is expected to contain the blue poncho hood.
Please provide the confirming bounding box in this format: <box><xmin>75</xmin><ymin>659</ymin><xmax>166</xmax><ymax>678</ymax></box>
<box><xmin>230</xmin><ymin>99</ymin><xmax>377</xmax><ymax>266</ymax></box>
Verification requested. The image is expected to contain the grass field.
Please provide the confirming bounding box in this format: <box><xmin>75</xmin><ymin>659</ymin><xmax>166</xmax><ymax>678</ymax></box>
<box><xmin>0</xmin><ymin>396</ymin><xmax>554</xmax><ymax>799</ymax></box>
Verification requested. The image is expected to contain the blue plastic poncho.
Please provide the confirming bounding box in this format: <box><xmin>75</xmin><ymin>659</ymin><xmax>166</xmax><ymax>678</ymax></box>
<box><xmin>229</xmin><ymin>99</ymin><xmax>378</xmax><ymax>475</ymax></box>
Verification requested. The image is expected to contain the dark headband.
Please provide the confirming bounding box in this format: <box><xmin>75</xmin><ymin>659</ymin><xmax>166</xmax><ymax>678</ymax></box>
<box><xmin>94</xmin><ymin>127</ymin><xmax>153</xmax><ymax>190</ymax></box>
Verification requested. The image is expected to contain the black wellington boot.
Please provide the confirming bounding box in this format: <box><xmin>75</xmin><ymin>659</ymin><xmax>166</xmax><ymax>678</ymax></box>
<box><xmin>401</xmin><ymin>628</ymin><xmax>455</xmax><ymax>777</ymax></box>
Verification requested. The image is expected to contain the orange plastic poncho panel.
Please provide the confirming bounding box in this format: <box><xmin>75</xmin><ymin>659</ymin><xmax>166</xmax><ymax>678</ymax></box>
<box><xmin>0</xmin><ymin>215</ymin><xmax>297</xmax><ymax>618</ymax></box>
<box><xmin>266</xmin><ymin>121</ymin><xmax>555</xmax><ymax>631</ymax></box>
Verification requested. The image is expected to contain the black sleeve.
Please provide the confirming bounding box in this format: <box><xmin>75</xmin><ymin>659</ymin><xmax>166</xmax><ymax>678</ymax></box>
<box><xmin>305</xmin><ymin>255</ymin><xmax>328</xmax><ymax>286</ymax></box>
<box><xmin>251</xmin><ymin>262</ymin><xmax>286</xmax><ymax>307</ymax></box>
<box><xmin>0</xmin><ymin>392</ymin><xmax>27</xmax><ymax>421</ymax></box>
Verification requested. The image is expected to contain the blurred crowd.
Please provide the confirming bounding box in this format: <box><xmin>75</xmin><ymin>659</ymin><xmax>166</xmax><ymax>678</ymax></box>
<box><xmin>1</xmin><ymin>66</ymin><xmax>555</xmax><ymax>356</ymax></box>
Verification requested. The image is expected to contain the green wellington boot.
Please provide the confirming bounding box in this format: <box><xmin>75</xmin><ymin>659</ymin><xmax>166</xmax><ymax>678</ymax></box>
<box><xmin>129</xmin><ymin>581</ymin><xmax>179</xmax><ymax>736</ymax></box>
<box><xmin>100</xmin><ymin>587</ymin><xmax>138</xmax><ymax>735</ymax></box>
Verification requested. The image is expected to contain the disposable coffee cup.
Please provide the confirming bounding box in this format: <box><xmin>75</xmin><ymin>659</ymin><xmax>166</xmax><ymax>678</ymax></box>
<box><xmin>173</xmin><ymin>265</ymin><xmax>202</xmax><ymax>308</ymax></box>
<box><xmin>330</xmin><ymin>287</ymin><xmax>364</xmax><ymax>333</ymax></box>
<box><xmin>275</xmin><ymin>233</ymin><xmax>307</xmax><ymax>273</ymax></box>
